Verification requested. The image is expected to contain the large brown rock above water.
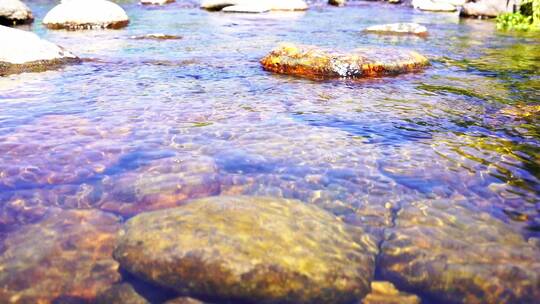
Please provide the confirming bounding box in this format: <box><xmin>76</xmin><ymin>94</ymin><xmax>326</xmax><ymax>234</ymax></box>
<box><xmin>260</xmin><ymin>43</ymin><xmax>429</xmax><ymax>79</ymax></box>
<box><xmin>0</xmin><ymin>0</ymin><xmax>33</xmax><ymax>25</ymax></box>
<box><xmin>114</xmin><ymin>195</ymin><xmax>378</xmax><ymax>304</ymax></box>
<box><xmin>379</xmin><ymin>200</ymin><xmax>540</xmax><ymax>304</ymax></box>
<box><xmin>0</xmin><ymin>25</ymin><xmax>79</xmax><ymax>75</ymax></box>
<box><xmin>0</xmin><ymin>208</ymin><xmax>121</xmax><ymax>303</ymax></box>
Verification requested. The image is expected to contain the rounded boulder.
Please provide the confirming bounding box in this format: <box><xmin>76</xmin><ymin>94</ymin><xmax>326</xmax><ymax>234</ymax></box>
<box><xmin>114</xmin><ymin>195</ymin><xmax>378</xmax><ymax>304</ymax></box>
<box><xmin>43</xmin><ymin>0</ymin><xmax>129</xmax><ymax>30</ymax></box>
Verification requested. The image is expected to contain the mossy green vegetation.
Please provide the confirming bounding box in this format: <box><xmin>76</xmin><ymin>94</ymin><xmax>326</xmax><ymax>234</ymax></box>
<box><xmin>496</xmin><ymin>0</ymin><xmax>540</xmax><ymax>31</ymax></box>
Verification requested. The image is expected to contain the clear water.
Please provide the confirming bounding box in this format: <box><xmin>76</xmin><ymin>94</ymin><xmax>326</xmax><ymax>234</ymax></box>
<box><xmin>0</xmin><ymin>1</ymin><xmax>539</xmax><ymax>303</ymax></box>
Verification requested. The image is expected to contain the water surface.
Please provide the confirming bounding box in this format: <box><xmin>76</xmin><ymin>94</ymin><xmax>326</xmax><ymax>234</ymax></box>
<box><xmin>0</xmin><ymin>1</ymin><xmax>539</xmax><ymax>303</ymax></box>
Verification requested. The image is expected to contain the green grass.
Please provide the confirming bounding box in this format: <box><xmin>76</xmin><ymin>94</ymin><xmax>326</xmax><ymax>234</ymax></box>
<box><xmin>496</xmin><ymin>0</ymin><xmax>540</xmax><ymax>31</ymax></box>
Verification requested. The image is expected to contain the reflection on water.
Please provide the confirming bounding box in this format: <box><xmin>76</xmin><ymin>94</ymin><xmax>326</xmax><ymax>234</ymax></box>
<box><xmin>0</xmin><ymin>1</ymin><xmax>539</xmax><ymax>303</ymax></box>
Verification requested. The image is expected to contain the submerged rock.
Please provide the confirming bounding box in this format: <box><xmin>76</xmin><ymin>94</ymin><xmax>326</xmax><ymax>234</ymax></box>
<box><xmin>0</xmin><ymin>114</ymin><xmax>130</xmax><ymax>193</ymax></box>
<box><xmin>364</xmin><ymin>23</ymin><xmax>428</xmax><ymax>36</ymax></box>
<box><xmin>96</xmin><ymin>283</ymin><xmax>149</xmax><ymax>304</ymax></box>
<box><xmin>379</xmin><ymin>200</ymin><xmax>540</xmax><ymax>304</ymax></box>
<box><xmin>201</xmin><ymin>0</ymin><xmax>308</xmax><ymax>12</ymax></box>
<box><xmin>114</xmin><ymin>196</ymin><xmax>378</xmax><ymax>304</ymax></box>
<box><xmin>43</xmin><ymin>0</ymin><xmax>129</xmax><ymax>30</ymax></box>
<box><xmin>260</xmin><ymin>43</ymin><xmax>429</xmax><ymax>79</ymax></box>
<box><xmin>165</xmin><ymin>297</ymin><xmax>207</xmax><ymax>304</ymax></box>
<box><xmin>461</xmin><ymin>0</ymin><xmax>514</xmax><ymax>18</ymax></box>
<box><xmin>0</xmin><ymin>208</ymin><xmax>121</xmax><ymax>303</ymax></box>
<box><xmin>140</xmin><ymin>0</ymin><xmax>175</xmax><ymax>5</ymax></box>
<box><xmin>99</xmin><ymin>156</ymin><xmax>220</xmax><ymax>217</ymax></box>
<box><xmin>499</xmin><ymin>104</ymin><xmax>540</xmax><ymax>119</ymax></box>
<box><xmin>412</xmin><ymin>0</ymin><xmax>456</xmax><ymax>12</ymax></box>
<box><xmin>361</xmin><ymin>281</ymin><xmax>420</xmax><ymax>304</ymax></box>
<box><xmin>0</xmin><ymin>25</ymin><xmax>79</xmax><ymax>75</ymax></box>
<box><xmin>0</xmin><ymin>0</ymin><xmax>33</xmax><ymax>26</ymax></box>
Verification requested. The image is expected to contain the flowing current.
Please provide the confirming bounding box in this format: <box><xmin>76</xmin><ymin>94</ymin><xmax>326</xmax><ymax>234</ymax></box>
<box><xmin>0</xmin><ymin>1</ymin><xmax>539</xmax><ymax>303</ymax></box>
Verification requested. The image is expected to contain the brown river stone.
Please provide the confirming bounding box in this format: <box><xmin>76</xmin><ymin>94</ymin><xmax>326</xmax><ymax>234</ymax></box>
<box><xmin>260</xmin><ymin>43</ymin><xmax>429</xmax><ymax>79</ymax></box>
<box><xmin>0</xmin><ymin>208</ymin><xmax>121</xmax><ymax>303</ymax></box>
<box><xmin>114</xmin><ymin>195</ymin><xmax>378</xmax><ymax>304</ymax></box>
<box><xmin>379</xmin><ymin>200</ymin><xmax>540</xmax><ymax>304</ymax></box>
<box><xmin>361</xmin><ymin>281</ymin><xmax>420</xmax><ymax>304</ymax></box>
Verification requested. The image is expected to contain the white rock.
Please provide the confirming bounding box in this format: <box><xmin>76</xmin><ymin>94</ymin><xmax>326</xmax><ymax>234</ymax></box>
<box><xmin>201</xmin><ymin>0</ymin><xmax>308</xmax><ymax>12</ymax></box>
<box><xmin>433</xmin><ymin>0</ymin><xmax>466</xmax><ymax>6</ymax></box>
<box><xmin>364</xmin><ymin>23</ymin><xmax>428</xmax><ymax>36</ymax></box>
<box><xmin>222</xmin><ymin>4</ymin><xmax>271</xmax><ymax>12</ymax></box>
<box><xmin>43</xmin><ymin>0</ymin><xmax>129</xmax><ymax>30</ymax></box>
<box><xmin>268</xmin><ymin>0</ymin><xmax>308</xmax><ymax>10</ymax></box>
<box><xmin>0</xmin><ymin>0</ymin><xmax>33</xmax><ymax>25</ymax></box>
<box><xmin>461</xmin><ymin>0</ymin><xmax>512</xmax><ymax>17</ymax></box>
<box><xmin>201</xmin><ymin>0</ymin><xmax>243</xmax><ymax>10</ymax></box>
<box><xmin>140</xmin><ymin>0</ymin><xmax>175</xmax><ymax>5</ymax></box>
<box><xmin>0</xmin><ymin>25</ymin><xmax>78</xmax><ymax>74</ymax></box>
<box><xmin>412</xmin><ymin>0</ymin><xmax>456</xmax><ymax>11</ymax></box>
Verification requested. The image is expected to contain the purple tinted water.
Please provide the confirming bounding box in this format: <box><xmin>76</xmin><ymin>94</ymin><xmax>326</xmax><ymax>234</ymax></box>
<box><xmin>0</xmin><ymin>1</ymin><xmax>539</xmax><ymax>303</ymax></box>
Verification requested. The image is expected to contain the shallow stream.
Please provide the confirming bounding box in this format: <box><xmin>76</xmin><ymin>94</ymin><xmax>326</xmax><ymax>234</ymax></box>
<box><xmin>0</xmin><ymin>1</ymin><xmax>539</xmax><ymax>303</ymax></box>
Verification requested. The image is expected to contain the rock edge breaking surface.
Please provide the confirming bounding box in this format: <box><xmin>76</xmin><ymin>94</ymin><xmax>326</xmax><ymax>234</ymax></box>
<box><xmin>260</xmin><ymin>43</ymin><xmax>429</xmax><ymax>79</ymax></box>
<box><xmin>0</xmin><ymin>25</ymin><xmax>79</xmax><ymax>76</ymax></box>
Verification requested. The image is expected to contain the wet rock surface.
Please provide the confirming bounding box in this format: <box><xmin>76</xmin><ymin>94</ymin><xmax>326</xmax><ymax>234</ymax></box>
<box><xmin>364</xmin><ymin>23</ymin><xmax>427</xmax><ymax>36</ymax></box>
<box><xmin>0</xmin><ymin>0</ymin><xmax>33</xmax><ymax>26</ymax></box>
<box><xmin>98</xmin><ymin>156</ymin><xmax>220</xmax><ymax>217</ymax></box>
<box><xmin>96</xmin><ymin>283</ymin><xmax>149</xmax><ymax>304</ymax></box>
<box><xmin>114</xmin><ymin>195</ymin><xmax>378</xmax><ymax>304</ymax></box>
<box><xmin>260</xmin><ymin>43</ymin><xmax>429</xmax><ymax>79</ymax></box>
<box><xmin>0</xmin><ymin>25</ymin><xmax>79</xmax><ymax>75</ymax></box>
<box><xmin>361</xmin><ymin>281</ymin><xmax>420</xmax><ymax>304</ymax></box>
<box><xmin>43</xmin><ymin>0</ymin><xmax>129</xmax><ymax>30</ymax></box>
<box><xmin>0</xmin><ymin>208</ymin><xmax>121</xmax><ymax>303</ymax></box>
<box><xmin>379</xmin><ymin>200</ymin><xmax>540</xmax><ymax>304</ymax></box>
